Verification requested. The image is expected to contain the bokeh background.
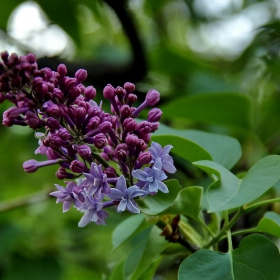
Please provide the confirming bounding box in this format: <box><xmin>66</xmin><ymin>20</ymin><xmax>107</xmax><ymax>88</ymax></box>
<box><xmin>1</xmin><ymin>0</ymin><xmax>280</xmax><ymax>279</ymax></box>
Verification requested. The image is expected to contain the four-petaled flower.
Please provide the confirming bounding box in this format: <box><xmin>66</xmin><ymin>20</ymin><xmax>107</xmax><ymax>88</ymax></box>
<box><xmin>132</xmin><ymin>160</ymin><xmax>168</xmax><ymax>194</ymax></box>
<box><xmin>83</xmin><ymin>163</ymin><xmax>111</xmax><ymax>198</ymax></box>
<box><xmin>148</xmin><ymin>142</ymin><xmax>176</xmax><ymax>173</ymax></box>
<box><xmin>107</xmin><ymin>175</ymin><xmax>146</xmax><ymax>213</ymax></box>
<box><xmin>50</xmin><ymin>182</ymin><xmax>84</xmax><ymax>212</ymax></box>
<box><xmin>78</xmin><ymin>196</ymin><xmax>109</xmax><ymax>227</ymax></box>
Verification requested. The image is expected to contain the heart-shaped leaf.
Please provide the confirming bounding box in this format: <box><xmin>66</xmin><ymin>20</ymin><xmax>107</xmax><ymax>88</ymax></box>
<box><xmin>153</xmin><ymin>125</ymin><xmax>242</xmax><ymax>169</ymax></box>
<box><xmin>160</xmin><ymin>92</ymin><xmax>252</xmax><ymax>130</ymax></box>
<box><xmin>178</xmin><ymin>234</ymin><xmax>280</xmax><ymax>280</ymax></box>
<box><xmin>194</xmin><ymin>155</ymin><xmax>280</xmax><ymax>212</ymax></box>
<box><xmin>254</xmin><ymin>212</ymin><xmax>280</xmax><ymax>237</ymax></box>
<box><xmin>111</xmin><ymin>214</ymin><xmax>152</xmax><ymax>251</ymax></box>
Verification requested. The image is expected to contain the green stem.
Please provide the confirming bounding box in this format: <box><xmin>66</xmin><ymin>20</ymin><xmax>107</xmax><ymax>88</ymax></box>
<box><xmin>224</xmin><ymin>211</ymin><xmax>233</xmax><ymax>252</ymax></box>
<box><xmin>196</xmin><ymin>216</ymin><xmax>215</xmax><ymax>239</ymax></box>
<box><xmin>230</xmin><ymin>227</ymin><xmax>259</xmax><ymax>237</ymax></box>
<box><xmin>244</xmin><ymin>197</ymin><xmax>280</xmax><ymax>212</ymax></box>
<box><xmin>203</xmin><ymin>208</ymin><xmax>244</xmax><ymax>249</ymax></box>
<box><xmin>0</xmin><ymin>189</ymin><xmax>51</xmax><ymax>213</ymax></box>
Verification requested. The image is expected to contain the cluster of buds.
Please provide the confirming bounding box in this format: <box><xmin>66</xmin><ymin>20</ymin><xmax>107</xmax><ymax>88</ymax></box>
<box><xmin>0</xmin><ymin>51</ymin><xmax>176</xmax><ymax>226</ymax></box>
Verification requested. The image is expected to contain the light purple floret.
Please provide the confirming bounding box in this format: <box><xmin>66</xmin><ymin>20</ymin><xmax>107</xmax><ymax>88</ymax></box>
<box><xmin>78</xmin><ymin>196</ymin><xmax>109</xmax><ymax>227</ymax></box>
<box><xmin>148</xmin><ymin>142</ymin><xmax>176</xmax><ymax>173</ymax></box>
<box><xmin>107</xmin><ymin>175</ymin><xmax>146</xmax><ymax>213</ymax></box>
<box><xmin>132</xmin><ymin>160</ymin><xmax>168</xmax><ymax>194</ymax></box>
<box><xmin>83</xmin><ymin>162</ymin><xmax>111</xmax><ymax>198</ymax></box>
<box><xmin>50</xmin><ymin>182</ymin><xmax>84</xmax><ymax>212</ymax></box>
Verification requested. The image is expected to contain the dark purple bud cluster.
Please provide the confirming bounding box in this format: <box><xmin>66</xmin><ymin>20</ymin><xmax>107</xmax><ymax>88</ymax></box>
<box><xmin>0</xmin><ymin>51</ymin><xmax>176</xmax><ymax>227</ymax></box>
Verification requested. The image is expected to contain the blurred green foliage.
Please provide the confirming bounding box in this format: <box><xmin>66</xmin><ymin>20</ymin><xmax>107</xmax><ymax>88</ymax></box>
<box><xmin>1</xmin><ymin>0</ymin><xmax>280</xmax><ymax>279</ymax></box>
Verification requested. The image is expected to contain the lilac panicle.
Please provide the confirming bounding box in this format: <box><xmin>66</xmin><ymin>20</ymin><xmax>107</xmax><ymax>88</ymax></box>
<box><xmin>107</xmin><ymin>175</ymin><xmax>146</xmax><ymax>213</ymax></box>
<box><xmin>132</xmin><ymin>160</ymin><xmax>168</xmax><ymax>194</ymax></box>
<box><xmin>50</xmin><ymin>181</ymin><xmax>84</xmax><ymax>212</ymax></box>
<box><xmin>148</xmin><ymin>142</ymin><xmax>176</xmax><ymax>173</ymax></box>
<box><xmin>0</xmin><ymin>50</ymin><xmax>177</xmax><ymax>227</ymax></box>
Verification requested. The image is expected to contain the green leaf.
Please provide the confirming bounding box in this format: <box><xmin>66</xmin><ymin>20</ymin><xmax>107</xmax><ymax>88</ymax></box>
<box><xmin>137</xmin><ymin>179</ymin><xmax>182</xmax><ymax>215</ymax></box>
<box><xmin>153</xmin><ymin>125</ymin><xmax>242</xmax><ymax>169</ymax></box>
<box><xmin>124</xmin><ymin>226</ymin><xmax>170</xmax><ymax>280</ymax></box>
<box><xmin>178</xmin><ymin>235</ymin><xmax>280</xmax><ymax>280</ymax></box>
<box><xmin>160</xmin><ymin>186</ymin><xmax>203</xmax><ymax>218</ymax></box>
<box><xmin>178</xmin><ymin>249</ymin><xmax>232</xmax><ymax>280</ymax></box>
<box><xmin>109</xmin><ymin>260</ymin><xmax>125</xmax><ymax>280</ymax></box>
<box><xmin>255</xmin><ymin>212</ymin><xmax>280</xmax><ymax>237</ymax></box>
<box><xmin>232</xmin><ymin>234</ymin><xmax>280</xmax><ymax>279</ymax></box>
<box><xmin>111</xmin><ymin>213</ymin><xmax>152</xmax><ymax>251</ymax></box>
<box><xmin>161</xmin><ymin>92</ymin><xmax>252</xmax><ymax>130</ymax></box>
<box><xmin>194</xmin><ymin>155</ymin><xmax>280</xmax><ymax>212</ymax></box>
<box><xmin>152</xmin><ymin>134</ymin><xmax>212</xmax><ymax>163</ymax></box>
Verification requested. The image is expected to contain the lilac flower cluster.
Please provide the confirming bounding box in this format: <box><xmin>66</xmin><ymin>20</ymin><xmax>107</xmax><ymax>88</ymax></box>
<box><xmin>0</xmin><ymin>51</ymin><xmax>176</xmax><ymax>226</ymax></box>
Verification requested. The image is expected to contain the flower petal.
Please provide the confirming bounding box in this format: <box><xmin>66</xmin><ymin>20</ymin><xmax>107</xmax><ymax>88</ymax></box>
<box><xmin>157</xmin><ymin>181</ymin><xmax>169</xmax><ymax>193</ymax></box>
<box><xmin>127</xmin><ymin>199</ymin><xmax>140</xmax><ymax>213</ymax></box>
<box><xmin>116</xmin><ymin>175</ymin><xmax>127</xmax><ymax>194</ymax></box>
<box><xmin>117</xmin><ymin>199</ymin><xmax>127</xmax><ymax>212</ymax></box>
<box><xmin>132</xmin><ymin>169</ymin><xmax>149</xmax><ymax>181</ymax></box>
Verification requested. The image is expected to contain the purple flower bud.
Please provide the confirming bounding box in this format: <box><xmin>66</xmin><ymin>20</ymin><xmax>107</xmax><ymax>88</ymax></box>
<box><xmin>23</xmin><ymin>158</ymin><xmax>61</xmax><ymax>173</ymax></box>
<box><xmin>64</xmin><ymin>77</ymin><xmax>77</xmax><ymax>92</ymax></box>
<box><xmin>124</xmin><ymin>82</ymin><xmax>135</xmax><ymax>92</ymax></box>
<box><xmin>127</xmin><ymin>94</ymin><xmax>137</xmax><ymax>106</ymax></box>
<box><xmin>49</xmin><ymin>135</ymin><xmax>63</xmax><ymax>149</ymax></box>
<box><xmin>115</xmin><ymin>144</ymin><xmax>128</xmax><ymax>161</ymax></box>
<box><xmin>132</xmin><ymin>90</ymin><xmax>160</xmax><ymax>117</ymax></box>
<box><xmin>84</xmin><ymin>86</ymin><xmax>96</xmax><ymax>100</ymax></box>
<box><xmin>58</xmin><ymin>104</ymin><xmax>68</xmax><ymax>117</ymax></box>
<box><xmin>145</xmin><ymin>89</ymin><xmax>160</xmax><ymax>106</ymax></box>
<box><xmin>104</xmin><ymin>166</ymin><xmax>117</xmax><ymax>178</ymax></box>
<box><xmin>53</xmin><ymin>88</ymin><xmax>64</xmax><ymax>101</ymax></box>
<box><xmin>57</xmin><ymin>128</ymin><xmax>71</xmax><ymax>140</ymax></box>
<box><xmin>120</xmin><ymin>105</ymin><xmax>132</xmax><ymax>118</ymax></box>
<box><xmin>123</xmin><ymin>117</ymin><xmax>137</xmax><ymax>131</ymax></box>
<box><xmin>78</xmin><ymin>144</ymin><xmax>91</xmax><ymax>158</ymax></box>
<box><xmin>26</xmin><ymin>53</ymin><xmax>36</xmax><ymax>64</ymax></box>
<box><xmin>57</xmin><ymin>64</ymin><xmax>67</xmax><ymax>76</ymax></box>
<box><xmin>86</xmin><ymin>116</ymin><xmax>100</xmax><ymax>131</ymax></box>
<box><xmin>68</xmin><ymin>86</ymin><xmax>81</xmax><ymax>103</ymax></box>
<box><xmin>75</xmin><ymin>69</ymin><xmax>87</xmax><ymax>83</ymax></box>
<box><xmin>150</xmin><ymin>122</ymin><xmax>159</xmax><ymax>132</ymax></box>
<box><xmin>46</xmin><ymin>117</ymin><xmax>60</xmax><ymax>131</ymax></box>
<box><xmin>103</xmin><ymin>84</ymin><xmax>115</xmax><ymax>99</ymax></box>
<box><xmin>75</xmin><ymin>106</ymin><xmax>86</xmax><ymax>126</ymax></box>
<box><xmin>135</xmin><ymin>151</ymin><xmax>152</xmax><ymax>168</ymax></box>
<box><xmin>56</xmin><ymin>167</ymin><xmax>74</xmax><ymax>180</ymax></box>
<box><xmin>25</xmin><ymin>111</ymin><xmax>43</xmax><ymax>129</ymax></box>
<box><xmin>148</xmin><ymin>108</ymin><xmax>162</xmax><ymax>122</ymax></box>
<box><xmin>42</xmin><ymin>100</ymin><xmax>60</xmax><ymax>116</ymax></box>
<box><xmin>137</xmin><ymin>121</ymin><xmax>152</xmax><ymax>135</ymax></box>
<box><xmin>99</xmin><ymin>121</ymin><xmax>112</xmax><ymax>133</ymax></box>
<box><xmin>1</xmin><ymin>51</ymin><xmax>9</xmax><ymax>62</ymax></box>
<box><xmin>126</xmin><ymin>134</ymin><xmax>139</xmax><ymax>146</ymax></box>
<box><xmin>93</xmin><ymin>133</ymin><xmax>107</xmax><ymax>149</ymax></box>
<box><xmin>137</xmin><ymin>139</ymin><xmax>147</xmax><ymax>151</ymax></box>
<box><xmin>70</xmin><ymin>160</ymin><xmax>85</xmax><ymax>173</ymax></box>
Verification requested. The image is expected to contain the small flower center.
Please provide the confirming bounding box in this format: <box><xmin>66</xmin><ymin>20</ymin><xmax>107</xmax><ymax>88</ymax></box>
<box><xmin>147</xmin><ymin>176</ymin><xmax>154</xmax><ymax>183</ymax></box>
